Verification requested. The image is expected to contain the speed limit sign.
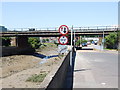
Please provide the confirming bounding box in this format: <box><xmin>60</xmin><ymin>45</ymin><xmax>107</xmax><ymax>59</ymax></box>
<box><xmin>58</xmin><ymin>36</ymin><xmax>68</xmax><ymax>45</ymax></box>
<box><xmin>59</xmin><ymin>25</ymin><xmax>69</xmax><ymax>35</ymax></box>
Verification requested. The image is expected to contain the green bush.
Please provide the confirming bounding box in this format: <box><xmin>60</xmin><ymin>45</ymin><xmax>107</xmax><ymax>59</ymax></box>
<box><xmin>82</xmin><ymin>40</ymin><xmax>87</xmax><ymax>43</ymax></box>
<box><xmin>28</xmin><ymin>37</ymin><xmax>41</xmax><ymax>49</ymax></box>
<box><xmin>105</xmin><ymin>32</ymin><xmax>118</xmax><ymax>49</ymax></box>
<box><xmin>46</xmin><ymin>39</ymin><xmax>49</xmax><ymax>42</ymax></box>
<box><xmin>42</xmin><ymin>39</ymin><xmax>46</xmax><ymax>43</ymax></box>
<box><xmin>75</xmin><ymin>39</ymin><xmax>87</xmax><ymax>46</ymax></box>
<box><xmin>54</xmin><ymin>41</ymin><xmax>59</xmax><ymax>46</ymax></box>
<box><xmin>76</xmin><ymin>40</ymin><xmax>80</xmax><ymax>46</ymax></box>
<box><xmin>1</xmin><ymin>37</ymin><xmax>11</xmax><ymax>46</ymax></box>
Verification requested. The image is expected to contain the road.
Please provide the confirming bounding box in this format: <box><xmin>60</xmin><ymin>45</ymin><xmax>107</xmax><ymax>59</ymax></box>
<box><xmin>93</xmin><ymin>44</ymin><xmax>103</xmax><ymax>50</ymax></box>
<box><xmin>73</xmin><ymin>49</ymin><xmax>118</xmax><ymax>88</ymax></box>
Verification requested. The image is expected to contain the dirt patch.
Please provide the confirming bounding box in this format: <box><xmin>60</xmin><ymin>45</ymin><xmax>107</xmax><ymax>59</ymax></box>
<box><xmin>1</xmin><ymin>55</ymin><xmax>42</xmax><ymax>78</ymax></box>
<box><xmin>1</xmin><ymin>43</ymin><xmax>64</xmax><ymax>88</ymax></box>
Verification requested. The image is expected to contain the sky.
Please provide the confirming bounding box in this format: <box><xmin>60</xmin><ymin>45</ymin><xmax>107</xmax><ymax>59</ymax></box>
<box><xmin>1</xmin><ymin>2</ymin><xmax>118</xmax><ymax>29</ymax></box>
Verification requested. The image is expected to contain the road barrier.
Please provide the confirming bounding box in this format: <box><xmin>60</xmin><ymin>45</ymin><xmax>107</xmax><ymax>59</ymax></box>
<box><xmin>46</xmin><ymin>52</ymin><xmax>70</xmax><ymax>89</ymax></box>
<box><xmin>40</xmin><ymin>48</ymin><xmax>75</xmax><ymax>89</ymax></box>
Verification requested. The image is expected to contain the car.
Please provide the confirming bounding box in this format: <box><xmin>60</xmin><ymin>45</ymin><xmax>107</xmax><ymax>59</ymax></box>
<box><xmin>87</xmin><ymin>41</ymin><xmax>91</xmax><ymax>45</ymax></box>
<box><xmin>29</xmin><ymin>28</ymin><xmax>35</xmax><ymax>31</ymax></box>
<box><xmin>94</xmin><ymin>40</ymin><xmax>98</xmax><ymax>45</ymax></box>
<box><xmin>82</xmin><ymin>43</ymin><xmax>87</xmax><ymax>47</ymax></box>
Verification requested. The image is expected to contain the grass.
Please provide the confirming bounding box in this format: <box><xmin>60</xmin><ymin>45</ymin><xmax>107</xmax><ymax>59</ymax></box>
<box><xmin>26</xmin><ymin>73</ymin><xmax>47</xmax><ymax>82</ymax></box>
<box><xmin>58</xmin><ymin>54</ymin><xmax>65</xmax><ymax>59</ymax></box>
<box><xmin>44</xmin><ymin>43</ymin><xmax>57</xmax><ymax>48</ymax></box>
<box><xmin>38</xmin><ymin>43</ymin><xmax>57</xmax><ymax>50</ymax></box>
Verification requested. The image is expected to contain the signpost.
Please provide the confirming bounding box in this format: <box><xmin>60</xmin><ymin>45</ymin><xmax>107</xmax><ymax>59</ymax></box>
<box><xmin>58</xmin><ymin>25</ymin><xmax>73</xmax><ymax>67</ymax></box>
<box><xmin>58</xmin><ymin>25</ymin><xmax>69</xmax><ymax>54</ymax></box>
<box><xmin>58</xmin><ymin>25</ymin><xmax>73</xmax><ymax>68</ymax></box>
<box><xmin>58</xmin><ymin>25</ymin><xmax>69</xmax><ymax>45</ymax></box>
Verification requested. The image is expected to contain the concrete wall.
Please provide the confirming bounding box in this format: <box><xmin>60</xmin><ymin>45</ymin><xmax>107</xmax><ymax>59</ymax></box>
<box><xmin>16</xmin><ymin>36</ymin><xmax>29</xmax><ymax>48</ymax></box>
<box><xmin>2</xmin><ymin>46</ymin><xmax>35</xmax><ymax>56</ymax></box>
<box><xmin>45</xmin><ymin>52</ymin><xmax>70</xmax><ymax>89</ymax></box>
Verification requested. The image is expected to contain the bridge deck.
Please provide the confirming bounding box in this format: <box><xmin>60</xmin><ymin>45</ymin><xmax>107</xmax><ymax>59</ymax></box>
<box><xmin>0</xmin><ymin>28</ymin><xmax>119</xmax><ymax>37</ymax></box>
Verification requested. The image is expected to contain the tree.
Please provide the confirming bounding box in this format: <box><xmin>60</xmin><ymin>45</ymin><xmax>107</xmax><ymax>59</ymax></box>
<box><xmin>46</xmin><ymin>39</ymin><xmax>49</xmax><ymax>42</ymax></box>
<box><xmin>105</xmin><ymin>32</ymin><xmax>117</xmax><ymax>49</ymax></box>
<box><xmin>42</xmin><ymin>39</ymin><xmax>46</xmax><ymax>43</ymax></box>
<box><xmin>76</xmin><ymin>39</ymin><xmax>80</xmax><ymax>46</ymax></box>
<box><xmin>75</xmin><ymin>38</ymin><xmax>87</xmax><ymax>46</ymax></box>
<box><xmin>1</xmin><ymin>37</ymin><xmax>11</xmax><ymax>46</ymax></box>
<box><xmin>54</xmin><ymin>41</ymin><xmax>59</xmax><ymax>46</ymax></box>
<box><xmin>28</xmin><ymin>37</ymin><xmax>41</xmax><ymax>49</ymax></box>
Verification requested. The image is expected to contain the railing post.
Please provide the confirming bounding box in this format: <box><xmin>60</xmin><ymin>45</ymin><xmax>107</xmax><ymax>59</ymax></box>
<box><xmin>21</xmin><ymin>28</ymin><xmax>23</xmax><ymax>31</ymax></box>
<box><xmin>79</xmin><ymin>27</ymin><xmax>81</xmax><ymax>31</ymax></box>
<box><xmin>88</xmin><ymin>27</ymin><xmax>89</xmax><ymax>31</ymax></box>
<box><xmin>106</xmin><ymin>26</ymin><xmax>107</xmax><ymax>31</ymax></box>
<box><xmin>97</xmin><ymin>27</ymin><xmax>98</xmax><ymax>30</ymax></box>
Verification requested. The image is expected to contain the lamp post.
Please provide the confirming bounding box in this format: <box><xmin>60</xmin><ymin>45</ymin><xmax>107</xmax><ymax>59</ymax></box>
<box><xmin>74</xmin><ymin>29</ymin><xmax>75</xmax><ymax>48</ymax></box>
<box><xmin>70</xmin><ymin>25</ymin><xmax>73</xmax><ymax>67</ymax></box>
<box><xmin>102</xmin><ymin>28</ymin><xmax>105</xmax><ymax>50</ymax></box>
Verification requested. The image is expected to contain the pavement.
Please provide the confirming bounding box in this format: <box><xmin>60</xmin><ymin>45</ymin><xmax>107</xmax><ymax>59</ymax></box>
<box><xmin>73</xmin><ymin>46</ymin><xmax>118</xmax><ymax>88</ymax></box>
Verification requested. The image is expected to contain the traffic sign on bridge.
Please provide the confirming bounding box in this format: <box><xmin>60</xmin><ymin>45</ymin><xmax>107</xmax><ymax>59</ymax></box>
<box><xmin>58</xmin><ymin>25</ymin><xmax>69</xmax><ymax>35</ymax></box>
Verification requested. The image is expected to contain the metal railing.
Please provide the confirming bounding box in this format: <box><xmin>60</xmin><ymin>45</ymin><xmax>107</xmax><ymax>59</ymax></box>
<box><xmin>6</xmin><ymin>26</ymin><xmax>118</xmax><ymax>32</ymax></box>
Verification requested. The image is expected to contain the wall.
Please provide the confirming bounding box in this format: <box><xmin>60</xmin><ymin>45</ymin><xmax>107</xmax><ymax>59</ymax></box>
<box><xmin>2</xmin><ymin>46</ymin><xmax>35</xmax><ymax>56</ymax></box>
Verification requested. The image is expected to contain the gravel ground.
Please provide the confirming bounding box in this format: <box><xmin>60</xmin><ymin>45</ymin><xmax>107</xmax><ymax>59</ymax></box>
<box><xmin>0</xmin><ymin>44</ymin><xmax>63</xmax><ymax>88</ymax></box>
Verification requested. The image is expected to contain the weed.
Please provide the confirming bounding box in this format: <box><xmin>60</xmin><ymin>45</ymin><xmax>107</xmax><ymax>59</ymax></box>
<box><xmin>26</xmin><ymin>73</ymin><xmax>47</xmax><ymax>82</ymax></box>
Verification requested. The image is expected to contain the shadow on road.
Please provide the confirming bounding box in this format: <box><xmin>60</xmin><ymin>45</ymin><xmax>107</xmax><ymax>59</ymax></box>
<box><xmin>63</xmin><ymin>50</ymin><xmax>92</xmax><ymax>89</ymax></box>
<box><xmin>81</xmin><ymin>48</ymin><xmax>93</xmax><ymax>50</ymax></box>
<box><xmin>75</xmin><ymin>47</ymin><xmax>93</xmax><ymax>50</ymax></box>
<box><xmin>74</xmin><ymin>69</ymin><xmax>91</xmax><ymax>72</ymax></box>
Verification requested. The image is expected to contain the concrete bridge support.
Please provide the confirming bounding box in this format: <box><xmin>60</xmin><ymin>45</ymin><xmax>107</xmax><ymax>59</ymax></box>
<box><xmin>11</xmin><ymin>36</ymin><xmax>29</xmax><ymax>48</ymax></box>
<box><xmin>16</xmin><ymin>36</ymin><xmax>29</xmax><ymax>48</ymax></box>
<box><xmin>2</xmin><ymin>36</ymin><xmax>35</xmax><ymax>56</ymax></box>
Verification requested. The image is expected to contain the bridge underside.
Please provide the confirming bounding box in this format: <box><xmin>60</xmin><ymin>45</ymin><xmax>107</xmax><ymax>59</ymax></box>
<box><xmin>1</xmin><ymin>32</ymin><xmax>112</xmax><ymax>37</ymax></box>
<box><xmin>1</xmin><ymin>30</ymin><xmax>119</xmax><ymax>48</ymax></box>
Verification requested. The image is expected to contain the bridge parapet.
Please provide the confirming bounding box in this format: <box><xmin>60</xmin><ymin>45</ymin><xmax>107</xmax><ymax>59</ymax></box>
<box><xmin>5</xmin><ymin>26</ymin><xmax>118</xmax><ymax>32</ymax></box>
<box><xmin>0</xmin><ymin>26</ymin><xmax>119</xmax><ymax>37</ymax></box>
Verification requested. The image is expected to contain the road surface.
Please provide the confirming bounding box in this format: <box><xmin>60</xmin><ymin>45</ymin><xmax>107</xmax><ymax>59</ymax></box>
<box><xmin>73</xmin><ymin>50</ymin><xmax>118</xmax><ymax>88</ymax></box>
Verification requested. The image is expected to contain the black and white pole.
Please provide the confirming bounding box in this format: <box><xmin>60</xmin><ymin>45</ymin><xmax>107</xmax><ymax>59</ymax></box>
<box><xmin>70</xmin><ymin>25</ymin><xmax>73</xmax><ymax>67</ymax></box>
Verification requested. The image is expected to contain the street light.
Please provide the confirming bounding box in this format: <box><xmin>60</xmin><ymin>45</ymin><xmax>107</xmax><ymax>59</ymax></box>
<box><xmin>74</xmin><ymin>29</ymin><xmax>75</xmax><ymax>48</ymax></box>
<box><xmin>102</xmin><ymin>28</ymin><xmax>105</xmax><ymax>50</ymax></box>
<box><xmin>70</xmin><ymin>25</ymin><xmax>73</xmax><ymax>67</ymax></box>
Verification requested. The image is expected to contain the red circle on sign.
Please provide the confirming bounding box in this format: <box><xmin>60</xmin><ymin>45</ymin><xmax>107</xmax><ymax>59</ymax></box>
<box><xmin>58</xmin><ymin>25</ymin><xmax>69</xmax><ymax>35</ymax></box>
<box><xmin>58</xmin><ymin>35</ymin><xmax>68</xmax><ymax>45</ymax></box>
